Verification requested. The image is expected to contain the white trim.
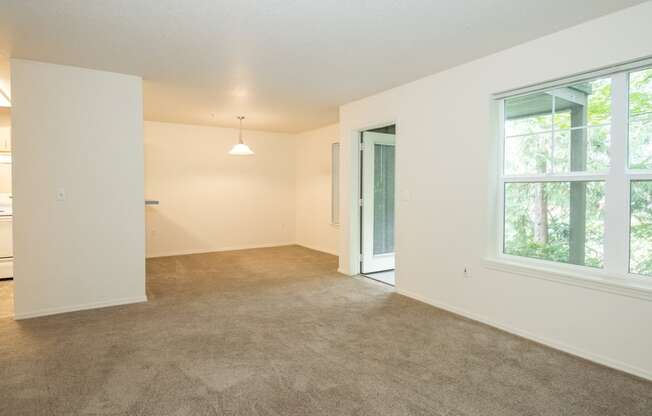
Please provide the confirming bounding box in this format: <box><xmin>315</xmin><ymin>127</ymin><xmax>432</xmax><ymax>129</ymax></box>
<box><xmin>505</xmin><ymin>123</ymin><xmax>611</xmax><ymax>139</ymax></box>
<box><xmin>14</xmin><ymin>295</ymin><xmax>148</xmax><ymax>320</ymax></box>
<box><xmin>493</xmin><ymin>55</ymin><xmax>652</xmax><ymax>99</ymax></box>
<box><xmin>483</xmin><ymin>257</ymin><xmax>652</xmax><ymax>301</ymax></box>
<box><xmin>503</xmin><ymin>173</ymin><xmax>607</xmax><ymax>183</ymax></box>
<box><xmin>397</xmin><ymin>288</ymin><xmax>652</xmax><ymax>381</ymax></box>
<box><xmin>146</xmin><ymin>242</ymin><xmax>298</xmax><ymax>259</ymax></box>
<box><xmin>496</xmin><ymin>100</ymin><xmax>506</xmax><ymax>255</ymax></box>
<box><xmin>629</xmin><ymin>172</ymin><xmax>652</xmax><ymax>180</ymax></box>
<box><xmin>603</xmin><ymin>72</ymin><xmax>630</xmax><ymax>275</ymax></box>
<box><xmin>342</xmin><ymin>118</ymin><xmax>398</xmax><ymax>276</ymax></box>
<box><xmin>361</xmin><ymin>131</ymin><xmax>396</xmax><ymax>273</ymax></box>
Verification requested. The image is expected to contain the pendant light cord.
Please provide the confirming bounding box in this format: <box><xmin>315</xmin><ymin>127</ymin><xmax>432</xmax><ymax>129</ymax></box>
<box><xmin>238</xmin><ymin>116</ymin><xmax>244</xmax><ymax>144</ymax></box>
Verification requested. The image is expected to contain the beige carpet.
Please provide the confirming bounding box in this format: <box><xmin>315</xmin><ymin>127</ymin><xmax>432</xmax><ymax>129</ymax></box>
<box><xmin>0</xmin><ymin>245</ymin><xmax>650</xmax><ymax>415</ymax></box>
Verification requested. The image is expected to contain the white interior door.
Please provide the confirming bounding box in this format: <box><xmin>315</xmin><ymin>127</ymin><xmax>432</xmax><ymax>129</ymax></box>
<box><xmin>361</xmin><ymin>131</ymin><xmax>395</xmax><ymax>273</ymax></box>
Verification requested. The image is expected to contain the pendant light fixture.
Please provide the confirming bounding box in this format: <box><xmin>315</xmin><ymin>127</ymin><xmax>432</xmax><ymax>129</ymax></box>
<box><xmin>228</xmin><ymin>116</ymin><xmax>254</xmax><ymax>155</ymax></box>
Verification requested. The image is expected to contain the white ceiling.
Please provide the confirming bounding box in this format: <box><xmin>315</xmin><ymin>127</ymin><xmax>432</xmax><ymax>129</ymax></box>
<box><xmin>0</xmin><ymin>0</ymin><xmax>646</xmax><ymax>132</ymax></box>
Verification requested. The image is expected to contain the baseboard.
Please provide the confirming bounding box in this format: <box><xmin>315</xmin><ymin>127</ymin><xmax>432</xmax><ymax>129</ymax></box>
<box><xmin>295</xmin><ymin>243</ymin><xmax>338</xmax><ymax>256</ymax></box>
<box><xmin>146</xmin><ymin>242</ymin><xmax>298</xmax><ymax>259</ymax></box>
<box><xmin>397</xmin><ymin>288</ymin><xmax>652</xmax><ymax>381</ymax></box>
<box><xmin>14</xmin><ymin>295</ymin><xmax>148</xmax><ymax>320</ymax></box>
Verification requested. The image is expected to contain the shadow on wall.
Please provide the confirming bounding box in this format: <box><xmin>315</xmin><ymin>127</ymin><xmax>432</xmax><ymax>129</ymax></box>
<box><xmin>145</xmin><ymin>208</ymin><xmax>211</xmax><ymax>258</ymax></box>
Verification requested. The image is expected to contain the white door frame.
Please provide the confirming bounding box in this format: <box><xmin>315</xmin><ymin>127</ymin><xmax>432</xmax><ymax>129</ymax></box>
<box><xmin>338</xmin><ymin>117</ymin><xmax>399</xmax><ymax>278</ymax></box>
<box><xmin>361</xmin><ymin>131</ymin><xmax>395</xmax><ymax>273</ymax></box>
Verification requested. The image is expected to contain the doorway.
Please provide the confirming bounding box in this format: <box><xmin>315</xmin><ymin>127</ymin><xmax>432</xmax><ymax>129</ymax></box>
<box><xmin>360</xmin><ymin>125</ymin><xmax>395</xmax><ymax>286</ymax></box>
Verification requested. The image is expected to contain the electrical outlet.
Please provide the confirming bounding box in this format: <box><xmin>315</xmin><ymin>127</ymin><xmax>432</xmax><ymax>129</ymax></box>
<box><xmin>463</xmin><ymin>267</ymin><xmax>472</xmax><ymax>278</ymax></box>
<box><xmin>56</xmin><ymin>188</ymin><xmax>66</xmax><ymax>201</ymax></box>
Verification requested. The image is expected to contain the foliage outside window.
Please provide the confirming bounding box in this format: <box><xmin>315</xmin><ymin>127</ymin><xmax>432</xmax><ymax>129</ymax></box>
<box><xmin>500</xmin><ymin>67</ymin><xmax>652</xmax><ymax>277</ymax></box>
<box><xmin>629</xmin><ymin>68</ymin><xmax>652</xmax><ymax>276</ymax></box>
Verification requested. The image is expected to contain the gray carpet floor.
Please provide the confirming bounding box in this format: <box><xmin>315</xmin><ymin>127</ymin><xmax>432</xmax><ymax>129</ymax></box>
<box><xmin>1</xmin><ymin>245</ymin><xmax>651</xmax><ymax>415</ymax></box>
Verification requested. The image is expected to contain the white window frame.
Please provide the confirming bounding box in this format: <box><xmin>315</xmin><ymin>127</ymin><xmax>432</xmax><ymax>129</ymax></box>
<box><xmin>490</xmin><ymin>58</ymin><xmax>652</xmax><ymax>297</ymax></box>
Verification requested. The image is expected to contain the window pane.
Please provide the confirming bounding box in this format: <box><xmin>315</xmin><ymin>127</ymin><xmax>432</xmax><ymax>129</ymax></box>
<box><xmin>586</xmin><ymin>78</ymin><xmax>612</xmax><ymax>126</ymax></box>
<box><xmin>505</xmin><ymin>93</ymin><xmax>552</xmax><ymax>136</ymax></box>
<box><xmin>586</xmin><ymin>126</ymin><xmax>611</xmax><ymax>172</ymax></box>
<box><xmin>373</xmin><ymin>144</ymin><xmax>395</xmax><ymax>255</ymax></box>
<box><xmin>504</xmin><ymin>181</ymin><xmax>605</xmax><ymax>267</ymax></box>
<box><xmin>629</xmin><ymin>68</ymin><xmax>652</xmax><ymax>117</ymax></box>
<box><xmin>553</xmin><ymin>126</ymin><xmax>610</xmax><ymax>173</ymax></box>
<box><xmin>629</xmin><ymin>68</ymin><xmax>652</xmax><ymax>169</ymax></box>
<box><xmin>553</xmin><ymin>130</ymin><xmax>571</xmax><ymax>173</ymax></box>
<box><xmin>504</xmin><ymin>79</ymin><xmax>611</xmax><ymax>176</ymax></box>
<box><xmin>553</xmin><ymin>78</ymin><xmax>611</xmax><ymax>129</ymax></box>
<box><xmin>553</xmin><ymin>110</ymin><xmax>571</xmax><ymax>130</ymax></box>
<box><xmin>630</xmin><ymin>181</ymin><xmax>652</xmax><ymax>276</ymax></box>
<box><xmin>629</xmin><ymin>114</ymin><xmax>652</xmax><ymax>170</ymax></box>
<box><xmin>504</xmin><ymin>133</ymin><xmax>552</xmax><ymax>175</ymax></box>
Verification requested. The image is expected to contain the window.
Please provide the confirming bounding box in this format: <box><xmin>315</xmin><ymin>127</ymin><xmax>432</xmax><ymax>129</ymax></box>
<box><xmin>629</xmin><ymin>68</ymin><xmax>652</xmax><ymax>276</ymax></box>
<box><xmin>498</xmin><ymin>66</ymin><xmax>652</xmax><ymax>278</ymax></box>
<box><xmin>331</xmin><ymin>142</ymin><xmax>340</xmax><ymax>225</ymax></box>
<box><xmin>630</xmin><ymin>180</ymin><xmax>652</xmax><ymax>275</ymax></box>
<box><xmin>629</xmin><ymin>68</ymin><xmax>652</xmax><ymax>169</ymax></box>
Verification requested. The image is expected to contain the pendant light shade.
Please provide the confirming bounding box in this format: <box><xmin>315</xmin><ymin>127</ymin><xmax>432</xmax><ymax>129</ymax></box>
<box><xmin>228</xmin><ymin>143</ymin><xmax>254</xmax><ymax>155</ymax></box>
<box><xmin>229</xmin><ymin>116</ymin><xmax>254</xmax><ymax>155</ymax></box>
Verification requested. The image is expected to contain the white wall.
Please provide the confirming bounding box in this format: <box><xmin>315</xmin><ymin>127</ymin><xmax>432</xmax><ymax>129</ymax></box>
<box><xmin>144</xmin><ymin>121</ymin><xmax>341</xmax><ymax>258</ymax></box>
<box><xmin>295</xmin><ymin>124</ymin><xmax>339</xmax><ymax>255</ymax></box>
<box><xmin>339</xmin><ymin>2</ymin><xmax>652</xmax><ymax>379</ymax></box>
<box><xmin>144</xmin><ymin>121</ymin><xmax>296</xmax><ymax>258</ymax></box>
<box><xmin>0</xmin><ymin>58</ymin><xmax>10</xmax><ymax>102</ymax></box>
<box><xmin>12</xmin><ymin>60</ymin><xmax>146</xmax><ymax>319</ymax></box>
<box><xmin>0</xmin><ymin>108</ymin><xmax>10</xmax><ymax>193</ymax></box>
